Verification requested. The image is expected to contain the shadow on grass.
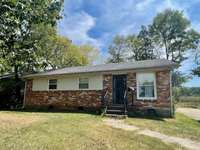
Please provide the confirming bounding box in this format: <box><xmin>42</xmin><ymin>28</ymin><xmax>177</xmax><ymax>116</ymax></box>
<box><xmin>0</xmin><ymin>108</ymin><xmax>101</xmax><ymax>116</ymax></box>
<box><xmin>127</xmin><ymin>111</ymin><xmax>166</xmax><ymax>121</ymax></box>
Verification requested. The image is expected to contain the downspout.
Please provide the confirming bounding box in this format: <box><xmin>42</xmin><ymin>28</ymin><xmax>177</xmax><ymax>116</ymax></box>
<box><xmin>23</xmin><ymin>80</ymin><xmax>27</xmax><ymax>109</ymax></box>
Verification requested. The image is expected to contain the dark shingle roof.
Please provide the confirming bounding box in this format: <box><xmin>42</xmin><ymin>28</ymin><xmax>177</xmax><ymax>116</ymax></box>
<box><xmin>24</xmin><ymin>59</ymin><xmax>177</xmax><ymax>78</ymax></box>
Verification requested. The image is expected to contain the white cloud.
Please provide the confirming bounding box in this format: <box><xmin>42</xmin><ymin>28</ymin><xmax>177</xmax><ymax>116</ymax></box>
<box><xmin>119</xmin><ymin>24</ymin><xmax>136</xmax><ymax>36</ymax></box>
<box><xmin>58</xmin><ymin>11</ymin><xmax>102</xmax><ymax>49</ymax></box>
<box><xmin>136</xmin><ymin>0</ymin><xmax>155</xmax><ymax>11</ymax></box>
<box><xmin>156</xmin><ymin>0</ymin><xmax>190</xmax><ymax>19</ymax></box>
<box><xmin>192</xmin><ymin>21</ymin><xmax>200</xmax><ymax>32</ymax></box>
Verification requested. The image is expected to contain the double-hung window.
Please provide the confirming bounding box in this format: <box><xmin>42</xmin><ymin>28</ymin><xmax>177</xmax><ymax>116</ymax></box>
<box><xmin>49</xmin><ymin>79</ymin><xmax>57</xmax><ymax>90</ymax></box>
<box><xmin>79</xmin><ymin>78</ymin><xmax>89</xmax><ymax>89</ymax></box>
<box><xmin>137</xmin><ymin>73</ymin><xmax>156</xmax><ymax>100</ymax></box>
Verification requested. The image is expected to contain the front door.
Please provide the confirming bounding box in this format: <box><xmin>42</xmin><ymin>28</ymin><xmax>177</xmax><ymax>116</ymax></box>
<box><xmin>113</xmin><ymin>75</ymin><xmax>127</xmax><ymax>104</ymax></box>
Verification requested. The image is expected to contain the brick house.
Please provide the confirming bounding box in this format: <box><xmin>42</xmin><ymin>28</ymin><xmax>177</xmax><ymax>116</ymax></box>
<box><xmin>23</xmin><ymin>59</ymin><xmax>177</xmax><ymax>117</ymax></box>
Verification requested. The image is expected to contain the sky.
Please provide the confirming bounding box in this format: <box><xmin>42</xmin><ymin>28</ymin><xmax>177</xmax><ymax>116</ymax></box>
<box><xmin>57</xmin><ymin>0</ymin><xmax>200</xmax><ymax>87</ymax></box>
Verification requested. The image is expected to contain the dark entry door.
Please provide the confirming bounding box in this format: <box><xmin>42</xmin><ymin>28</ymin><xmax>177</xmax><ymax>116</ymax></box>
<box><xmin>113</xmin><ymin>75</ymin><xmax>127</xmax><ymax>104</ymax></box>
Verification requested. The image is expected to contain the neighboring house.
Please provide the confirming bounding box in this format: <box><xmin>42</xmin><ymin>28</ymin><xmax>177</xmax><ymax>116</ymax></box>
<box><xmin>23</xmin><ymin>59</ymin><xmax>177</xmax><ymax>117</ymax></box>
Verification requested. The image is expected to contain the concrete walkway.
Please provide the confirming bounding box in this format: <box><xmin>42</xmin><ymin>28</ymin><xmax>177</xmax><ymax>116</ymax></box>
<box><xmin>138</xmin><ymin>129</ymin><xmax>200</xmax><ymax>150</ymax></box>
<box><xmin>103</xmin><ymin>118</ymin><xmax>200</xmax><ymax>150</ymax></box>
<box><xmin>103</xmin><ymin>118</ymin><xmax>139</xmax><ymax>131</ymax></box>
<box><xmin>177</xmin><ymin>108</ymin><xmax>200</xmax><ymax>121</ymax></box>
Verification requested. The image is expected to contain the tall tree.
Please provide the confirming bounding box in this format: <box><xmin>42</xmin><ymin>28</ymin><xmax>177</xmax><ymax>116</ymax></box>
<box><xmin>150</xmin><ymin>9</ymin><xmax>200</xmax><ymax>64</ymax></box>
<box><xmin>0</xmin><ymin>0</ymin><xmax>63</xmax><ymax>101</ymax></box>
<box><xmin>150</xmin><ymin>9</ymin><xmax>200</xmax><ymax>86</ymax></box>
<box><xmin>127</xmin><ymin>26</ymin><xmax>156</xmax><ymax>61</ymax></box>
<box><xmin>107</xmin><ymin>35</ymin><xmax>127</xmax><ymax>63</ymax></box>
<box><xmin>192</xmin><ymin>47</ymin><xmax>200</xmax><ymax>76</ymax></box>
<box><xmin>31</xmin><ymin>24</ymin><xmax>99</xmax><ymax>70</ymax></box>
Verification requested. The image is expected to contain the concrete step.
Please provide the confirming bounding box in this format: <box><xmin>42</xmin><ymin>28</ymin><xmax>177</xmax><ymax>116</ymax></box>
<box><xmin>107</xmin><ymin>105</ymin><xmax>124</xmax><ymax>110</ymax></box>
<box><xmin>104</xmin><ymin>114</ymin><xmax>127</xmax><ymax>119</ymax></box>
<box><xmin>106</xmin><ymin>109</ymin><xmax>124</xmax><ymax>113</ymax></box>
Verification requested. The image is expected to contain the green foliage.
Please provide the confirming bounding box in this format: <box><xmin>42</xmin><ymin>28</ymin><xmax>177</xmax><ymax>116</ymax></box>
<box><xmin>32</xmin><ymin>24</ymin><xmax>98</xmax><ymax>70</ymax></box>
<box><xmin>127</xmin><ymin>26</ymin><xmax>156</xmax><ymax>61</ymax></box>
<box><xmin>192</xmin><ymin>49</ymin><xmax>200</xmax><ymax>76</ymax></box>
<box><xmin>0</xmin><ymin>0</ymin><xmax>64</xmax><ymax>74</ymax></box>
<box><xmin>150</xmin><ymin>9</ymin><xmax>200</xmax><ymax>64</ymax></box>
<box><xmin>108</xmin><ymin>9</ymin><xmax>200</xmax><ymax>87</ymax></box>
<box><xmin>0</xmin><ymin>0</ymin><xmax>63</xmax><ymax>103</ymax></box>
<box><xmin>0</xmin><ymin>76</ymin><xmax>24</xmax><ymax>108</ymax></box>
<box><xmin>107</xmin><ymin>26</ymin><xmax>156</xmax><ymax>63</ymax></box>
<box><xmin>192</xmin><ymin>66</ymin><xmax>200</xmax><ymax>76</ymax></box>
<box><xmin>107</xmin><ymin>35</ymin><xmax>127</xmax><ymax>63</ymax></box>
<box><xmin>176</xmin><ymin>87</ymin><xmax>200</xmax><ymax>97</ymax></box>
<box><xmin>171</xmin><ymin>71</ymin><xmax>190</xmax><ymax>87</ymax></box>
<box><xmin>172</xmin><ymin>87</ymin><xmax>182</xmax><ymax>102</ymax></box>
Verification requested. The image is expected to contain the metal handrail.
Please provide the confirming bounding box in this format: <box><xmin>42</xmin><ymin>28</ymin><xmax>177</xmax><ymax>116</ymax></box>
<box><xmin>123</xmin><ymin>90</ymin><xmax>128</xmax><ymax>115</ymax></box>
<box><xmin>102</xmin><ymin>89</ymin><xmax>109</xmax><ymax>116</ymax></box>
<box><xmin>128</xmin><ymin>86</ymin><xmax>136</xmax><ymax>106</ymax></box>
<box><xmin>103</xmin><ymin>90</ymin><xmax>109</xmax><ymax>106</ymax></box>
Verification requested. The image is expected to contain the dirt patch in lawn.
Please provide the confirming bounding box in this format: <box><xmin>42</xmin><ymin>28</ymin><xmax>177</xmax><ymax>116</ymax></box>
<box><xmin>0</xmin><ymin>113</ymin><xmax>44</xmax><ymax>128</ymax></box>
<box><xmin>103</xmin><ymin>118</ymin><xmax>139</xmax><ymax>131</ymax></box>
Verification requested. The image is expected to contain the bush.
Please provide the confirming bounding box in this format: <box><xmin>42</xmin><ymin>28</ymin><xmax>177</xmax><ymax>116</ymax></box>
<box><xmin>0</xmin><ymin>77</ymin><xmax>24</xmax><ymax>109</ymax></box>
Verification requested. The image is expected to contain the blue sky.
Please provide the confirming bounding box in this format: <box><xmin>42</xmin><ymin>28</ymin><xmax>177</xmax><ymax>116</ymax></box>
<box><xmin>57</xmin><ymin>0</ymin><xmax>200</xmax><ymax>87</ymax></box>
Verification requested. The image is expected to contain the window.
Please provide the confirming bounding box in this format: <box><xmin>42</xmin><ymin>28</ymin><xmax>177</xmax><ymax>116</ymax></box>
<box><xmin>137</xmin><ymin>73</ymin><xmax>156</xmax><ymax>99</ymax></box>
<box><xmin>79</xmin><ymin>78</ymin><xmax>89</xmax><ymax>89</ymax></box>
<box><xmin>49</xmin><ymin>79</ymin><xmax>57</xmax><ymax>90</ymax></box>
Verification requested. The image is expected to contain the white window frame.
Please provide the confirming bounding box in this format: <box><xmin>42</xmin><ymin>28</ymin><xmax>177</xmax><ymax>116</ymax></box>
<box><xmin>136</xmin><ymin>72</ymin><xmax>157</xmax><ymax>100</ymax></box>
<box><xmin>48</xmin><ymin>79</ymin><xmax>57</xmax><ymax>90</ymax></box>
<box><xmin>79</xmin><ymin>78</ymin><xmax>89</xmax><ymax>89</ymax></box>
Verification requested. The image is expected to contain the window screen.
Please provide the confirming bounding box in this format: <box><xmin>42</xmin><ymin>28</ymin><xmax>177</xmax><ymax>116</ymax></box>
<box><xmin>79</xmin><ymin>78</ymin><xmax>89</xmax><ymax>89</ymax></box>
<box><xmin>137</xmin><ymin>73</ymin><xmax>156</xmax><ymax>99</ymax></box>
<box><xmin>49</xmin><ymin>79</ymin><xmax>57</xmax><ymax>90</ymax></box>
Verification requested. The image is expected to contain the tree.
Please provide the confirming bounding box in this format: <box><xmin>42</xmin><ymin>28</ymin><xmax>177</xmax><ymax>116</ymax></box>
<box><xmin>107</xmin><ymin>35</ymin><xmax>127</xmax><ymax>63</ymax></box>
<box><xmin>32</xmin><ymin>24</ymin><xmax>99</xmax><ymax>70</ymax></box>
<box><xmin>150</xmin><ymin>9</ymin><xmax>200</xmax><ymax>86</ymax></box>
<box><xmin>150</xmin><ymin>9</ymin><xmax>200</xmax><ymax>64</ymax></box>
<box><xmin>192</xmin><ymin>66</ymin><xmax>200</xmax><ymax>76</ymax></box>
<box><xmin>171</xmin><ymin>71</ymin><xmax>190</xmax><ymax>87</ymax></box>
<box><xmin>192</xmin><ymin>47</ymin><xmax>200</xmax><ymax>76</ymax></box>
<box><xmin>127</xmin><ymin>26</ymin><xmax>156</xmax><ymax>61</ymax></box>
<box><xmin>0</xmin><ymin>0</ymin><xmax>63</xmax><ymax>101</ymax></box>
<box><xmin>79</xmin><ymin>45</ymin><xmax>100</xmax><ymax>65</ymax></box>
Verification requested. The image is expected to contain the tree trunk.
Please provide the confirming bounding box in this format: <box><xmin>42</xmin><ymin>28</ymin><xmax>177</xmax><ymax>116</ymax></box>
<box><xmin>14</xmin><ymin>65</ymin><xmax>21</xmax><ymax>104</ymax></box>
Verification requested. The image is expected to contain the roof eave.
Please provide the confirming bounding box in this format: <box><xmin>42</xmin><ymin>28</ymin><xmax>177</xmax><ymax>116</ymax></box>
<box><xmin>23</xmin><ymin>64</ymin><xmax>177</xmax><ymax>79</ymax></box>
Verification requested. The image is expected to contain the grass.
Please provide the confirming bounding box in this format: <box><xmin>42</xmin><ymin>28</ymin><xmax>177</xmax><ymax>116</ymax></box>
<box><xmin>0</xmin><ymin>111</ymin><xmax>196</xmax><ymax>150</ymax></box>
<box><xmin>126</xmin><ymin>113</ymin><xmax>200</xmax><ymax>141</ymax></box>
<box><xmin>175</xmin><ymin>96</ymin><xmax>200</xmax><ymax>109</ymax></box>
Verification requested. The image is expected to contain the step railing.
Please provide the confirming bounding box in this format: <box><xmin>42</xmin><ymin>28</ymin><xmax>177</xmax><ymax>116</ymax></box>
<box><xmin>102</xmin><ymin>89</ymin><xmax>109</xmax><ymax>115</ymax></box>
<box><xmin>123</xmin><ymin>90</ymin><xmax>128</xmax><ymax>115</ymax></box>
<box><xmin>128</xmin><ymin>86</ymin><xmax>136</xmax><ymax>106</ymax></box>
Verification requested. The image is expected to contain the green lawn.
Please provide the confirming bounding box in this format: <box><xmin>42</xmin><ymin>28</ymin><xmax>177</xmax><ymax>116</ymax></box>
<box><xmin>175</xmin><ymin>96</ymin><xmax>200</xmax><ymax>109</ymax></box>
<box><xmin>0</xmin><ymin>111</ymin><xmax>197</xmax><ymax>150</ymax></box>
<box><xmin>126</xmin><ymin>113</ymin><xmax>200</xmax><ymax>141</ymax></box>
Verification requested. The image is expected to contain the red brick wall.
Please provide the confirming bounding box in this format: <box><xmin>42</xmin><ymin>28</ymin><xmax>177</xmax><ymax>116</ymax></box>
<box><xmin>24</xmin><ymin>80</ymin><xmax>102</xmax><ymax>110</ymax></box>
<box><xmin>24</xmin><ymin>70</ymin><xmax>171</xmax><ymax>116</ymax></box>
<box><xmin>102</xmin><ymin>70</ymin><xmax>171</xmax><ymax>116</ymax></box>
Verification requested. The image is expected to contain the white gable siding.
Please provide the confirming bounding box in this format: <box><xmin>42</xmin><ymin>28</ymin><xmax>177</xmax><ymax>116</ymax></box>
<box><xmin>32</xmin><ymin>74</ymin><xmax>103</xmax><ymax>91</ymax></box>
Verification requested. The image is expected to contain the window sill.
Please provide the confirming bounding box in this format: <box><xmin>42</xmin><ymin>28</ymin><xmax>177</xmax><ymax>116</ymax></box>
<box><xmin>137</xmin><ymin>98</ymin><xmax>157</xmax><ymax>101</ymax></box>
